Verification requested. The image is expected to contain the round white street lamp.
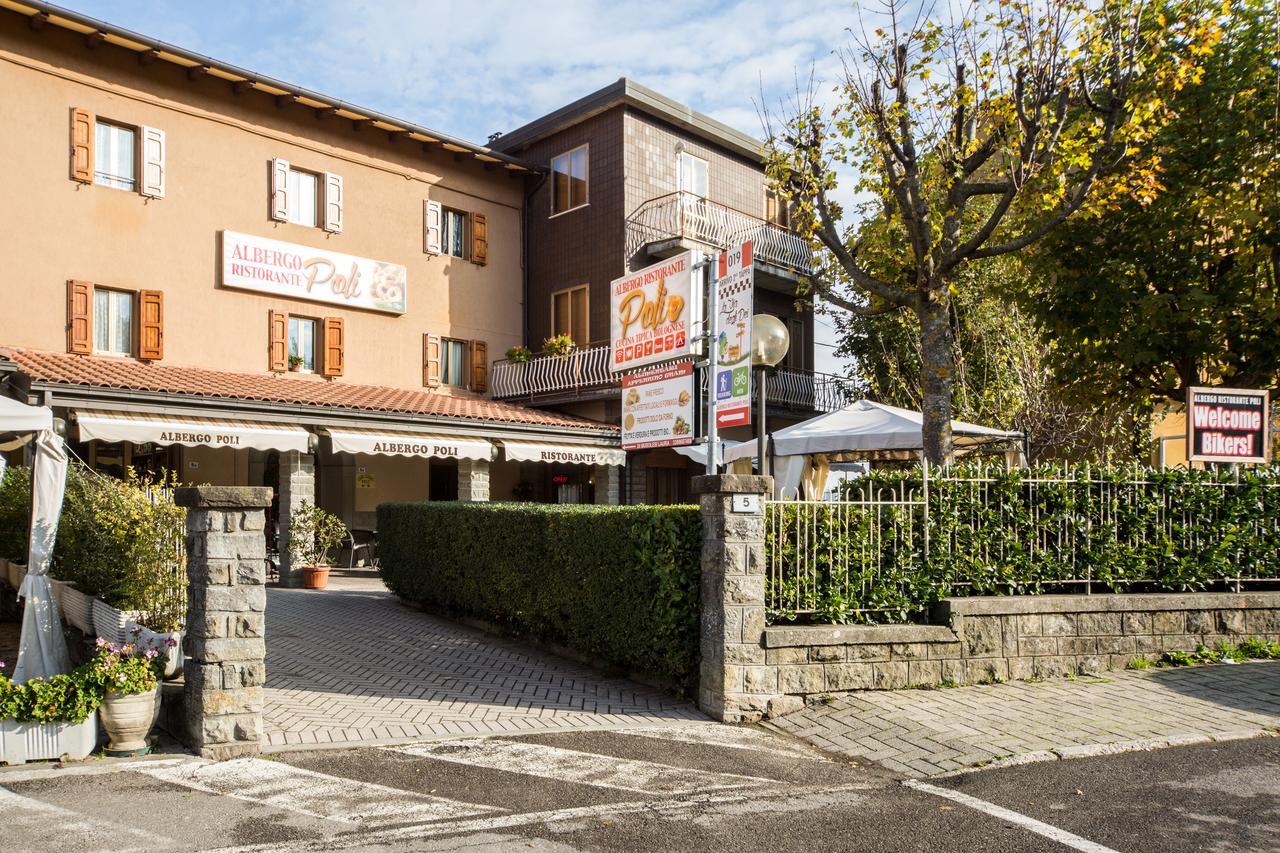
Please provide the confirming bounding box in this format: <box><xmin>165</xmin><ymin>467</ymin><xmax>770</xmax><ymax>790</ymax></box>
<box><xmin>750</xmin><ymin>315</ymin><xmax>790</xmax><ymax>477</ymax></box>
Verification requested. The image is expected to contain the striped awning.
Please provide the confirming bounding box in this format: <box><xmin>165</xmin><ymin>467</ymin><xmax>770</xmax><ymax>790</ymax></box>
<box><xmin>75</xmin><ymin>410</ymin><xmax>310</xmax><ymax>452</ymax></box>
<box><xmin>325</xmin><ymin>427</ymin><xmax>492</xmax><ymax>460</ymax></box>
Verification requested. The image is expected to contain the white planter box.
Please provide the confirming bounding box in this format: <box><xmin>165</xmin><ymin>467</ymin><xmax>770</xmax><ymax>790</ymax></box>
<box><xmin>0</xmin><ymin>716</ymin><xmax>97</xmax><ymax>764</ymax></box>
<box><xmin>7</xmin><ymin>561</ymin><xmax>26</xmax><ymax>592</ymax></box>
<box><xmin>60</xmin><ymin>585</ymin><xmax>93</xmax><ymax>634</ymax></box>
<box><xmin>50</xmin><ymin>579</ymin><xmax>69</xmax><ymax>610</ymax></box>
<box><xmin>92</xmin><ymin>599</ymin><xmax>142</xmax><ymax>645</ymax></box>
<box><xmin>125</xmin><ymin>620</ymin><xmax>186</xmax><ymax>680</ymax></box>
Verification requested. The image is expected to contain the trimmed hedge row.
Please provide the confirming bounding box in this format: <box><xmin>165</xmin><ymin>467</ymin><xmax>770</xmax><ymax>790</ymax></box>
<box><xmin>377</xmin><ymin>502</ymin><xmax>702</xmax><ymax>692</ymax></box>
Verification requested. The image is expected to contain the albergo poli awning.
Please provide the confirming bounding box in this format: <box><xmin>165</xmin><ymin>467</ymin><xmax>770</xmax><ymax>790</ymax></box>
<box><xmin>75</xmin><ymin>410</ymin><xmax>310</xmax><ymax>452</ymax></box>
<box><xmin>326</xmin><ymin>427</ymin><xmax>492</xmax><ymax>460</ymax></box>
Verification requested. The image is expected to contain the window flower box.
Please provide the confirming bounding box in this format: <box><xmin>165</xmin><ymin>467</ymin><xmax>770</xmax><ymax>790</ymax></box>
<box><xmin>60</xmin><ymin>585</ymin><xmax>94</xmax><ymax>634</ymax></box>
<box><xmin>0</xmin><ymin>716</ymin><xmax>97</xmax><ymax>764</ymax></box>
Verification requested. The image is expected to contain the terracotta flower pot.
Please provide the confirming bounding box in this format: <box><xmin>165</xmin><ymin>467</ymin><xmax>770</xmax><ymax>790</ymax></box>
<box><xmin>301</xmin><ymin>563</ymin><xmax>330</xmax><ymax>590</ymax></box>
<box><xmin>98</xmin><ymin>687</ymin><xmax>160</xmax><ymax>756</ymax></box>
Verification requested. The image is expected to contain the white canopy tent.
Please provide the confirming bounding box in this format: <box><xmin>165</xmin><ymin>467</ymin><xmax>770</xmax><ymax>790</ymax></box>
<box><xmin>723</xmin><ymin>399</ymin><xmax>1024</xmax><ymax>499</ymax></box>
<box><xmin>0</xmin><ymin>396</ymin><xmax>71</xmax><ymax>682</ymax></box>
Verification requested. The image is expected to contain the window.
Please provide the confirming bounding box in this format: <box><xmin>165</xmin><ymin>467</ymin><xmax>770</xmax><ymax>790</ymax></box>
<box><xmin>551</xmin><ymin>285</ymin><xmax>590</xmax><ymax>347</ymax></box>
<box><xmin>442</xmin><ymin>208</ymin><xmax>467</xmax><ymax>258</ymax></box>
<box><xmin>678</xmin><ymin>152</ymin><xmax>708</xmax><ymax>198</ymax></box>
<box><xmin>441</xmin><ymin>339</ymin><xmax>467</xmax><ymax>387</ymax></box>
<box><xmin>94</xmin><ymin>121</ymin><xmax>136</xmax><ymax>191</ymax></box>
<box><xmin>765</xmin><ymin>187</ymin><xmax>790</xmax><ymax>228</ymax></box>
<box><xmin>285</xmin><ymin>167</ymin><xmax>320</xmax><ymax>227</ymax></box>
<box><xmin>92</xmin><ymin>289</ymin><xmax>133</xmax><ymax>356</ymax></box>
<box><xmin>551</xmin><ymin>145</ymin><xmax>588</xmax><ymax>214</ymax></box>
<box><xmin>288</xmin><ymin>316</ymin><xmax>317</xmax><ymax>372</ymax></box>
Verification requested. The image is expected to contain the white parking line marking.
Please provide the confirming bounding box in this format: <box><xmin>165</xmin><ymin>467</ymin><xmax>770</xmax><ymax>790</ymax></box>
<box><xmin>388</xmin><ymin>738</ymin><xmax>777</xmax><ymax>794</ymax></box>
<box><xmin>0</xmin><ymin>786</ymin><xmax>174</xmax><ymax>852</ymax></box>
<box><xmin>612</xmin><ymin>722</ymin><xmax>829</xmax><ymax>760</ymax></box>
<box><xmin>135</xmin><ymin>757</ymin><xmax>501</xmax><ymax>826</ymax></box>
<box><xmin>904</xmin><ymin>780</ymin><xmax>1121</xmax><ymax>853</ymax></box>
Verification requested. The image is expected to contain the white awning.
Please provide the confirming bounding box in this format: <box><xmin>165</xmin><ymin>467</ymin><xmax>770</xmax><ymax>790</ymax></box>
<box><xmin>503</xmin><ymin>440</ymin><xmax>626</xmax><ymax>467</ymax></box>
<box><xmin>75</xmin><ymin>410</ymin><xmax>310</xmax><ymax>453</ymax></box>
<box><xmin>326</xmin><ymin>427</ymin><xmax>492</xmax><ymax>460</ymax></box>
<box><xmin>0</xmin><ymin>395</ymin><xmax>53</xmax><ymax>434</ymax></box>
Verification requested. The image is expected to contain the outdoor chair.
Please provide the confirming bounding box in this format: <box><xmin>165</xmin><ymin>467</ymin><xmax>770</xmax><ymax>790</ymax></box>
<box><xmin>346</xmin><ymin>528</ymin><xmax>378</xmax><ymax>569</ymax></box>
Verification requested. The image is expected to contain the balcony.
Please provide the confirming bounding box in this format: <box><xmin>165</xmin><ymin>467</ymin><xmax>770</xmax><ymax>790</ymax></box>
<box><xmin>625</xmin><ymin>192</ymin><xmax>814</xmax><ymax>278</ymax></box>
<box><xmin>491</xmin><ymin>343</ymin><xmax>855</xmax><ymax>413</ymax></box>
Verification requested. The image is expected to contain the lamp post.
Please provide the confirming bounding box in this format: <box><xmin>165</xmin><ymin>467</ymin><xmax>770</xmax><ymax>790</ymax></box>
<box><xmin>751</xmin><ymin>314</ymin><xmax>790</xmax><ymax>477</ymax></box>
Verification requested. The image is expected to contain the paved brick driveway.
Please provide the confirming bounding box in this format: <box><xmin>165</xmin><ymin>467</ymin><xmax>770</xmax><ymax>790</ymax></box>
<box><xmin>767</xmin><ymin>661</ymin><xmax>1280</xmax><ymax>777</ymax></box>
<box><xmin>263</xmin><ymin>570</ymin><xmax>703</xmax><ymax>749</ymax></box>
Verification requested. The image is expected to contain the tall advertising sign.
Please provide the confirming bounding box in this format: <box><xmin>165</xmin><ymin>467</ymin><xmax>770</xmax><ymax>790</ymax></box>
<box><xmin>714</xmin><ymin>241</ymin><xmax>753</xmax><ymax>428</ymax></box>
<box><xmin>610</xmin><ymin>253</ymin><xmax>693</xmax><ymax>373</ymax></box>
<box><xmin>621</xmin><ymin>361</ymin><xmax>695</xmax><ymax>450</ymax></box>
<box><xmin>1187</xmin><ymin>387</ymin><xmax>1270</xmax><ymax>464</ymax></box>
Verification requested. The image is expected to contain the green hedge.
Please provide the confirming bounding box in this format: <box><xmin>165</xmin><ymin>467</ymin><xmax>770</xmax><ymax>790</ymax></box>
<box><xmin>377</xmin><ymin>502</ymin><xmax>701</xmax><ymax>692</ymax></box>
<box><xmin>768</xmin><ymin>464</ymin><xmax>1280</xmax><ymax>624</ymax></box>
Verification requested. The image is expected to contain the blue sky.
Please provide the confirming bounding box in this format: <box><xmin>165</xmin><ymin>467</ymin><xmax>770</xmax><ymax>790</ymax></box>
<box><xmin>61</xmin><ymin>0</ymin><xmax>858</xmax><ymax>370</ymax></box>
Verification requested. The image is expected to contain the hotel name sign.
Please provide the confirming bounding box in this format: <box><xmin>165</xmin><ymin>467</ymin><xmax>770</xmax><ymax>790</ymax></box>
<box><xmin>220</xmin><ymin>230</ymin><xmax>407</xmax><ymax>314</ymax></box>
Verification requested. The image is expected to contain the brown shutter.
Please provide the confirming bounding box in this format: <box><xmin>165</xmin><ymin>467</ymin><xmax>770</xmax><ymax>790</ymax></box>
<box><xmin>268</xmin><ymin>310</ymin><xmax>288</xmax><ymax>371</ymax></box>
<box><xmin>470</xmin><ymin>212</ymin><xmax>488</xmax><ymax>266</ymax></box>
<box><xmin>423</xmin><ymin>333</ymin><xmax>441</xmax><ymax>387</ymax></box>
<box><xmin>321</xmin><ymin>317</ymin><xmax>345</xmax><ymax>377</ymax></box>
<box><xmin>138</xmin><ymin>290</ymin><xmax>164</xmax><ymax>361</ymax></box>
<box><xmin>470</xmin><ymin>340</ymin><xmax>488</xmax><ymax>393</ymax></box>
<box><xmin>70</xmin><ymin>108</ymin><xmax>94</xmax><ymax>183</ymax></box>
<box><xmin>67</xmin><ymin>280</ymin><xmax>92</xmax><ymax>353</ymax></box>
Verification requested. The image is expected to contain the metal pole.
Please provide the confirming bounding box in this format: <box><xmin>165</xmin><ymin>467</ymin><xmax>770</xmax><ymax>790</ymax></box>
<box><xmin>705</xmin><ymin>253</ymin><xmax>720</xmax><ymax>475</ymax></box>
<box><xmin>756</xmin><ymin>366</ymin><xmax>768</xmax><ymax>477</ymax></box>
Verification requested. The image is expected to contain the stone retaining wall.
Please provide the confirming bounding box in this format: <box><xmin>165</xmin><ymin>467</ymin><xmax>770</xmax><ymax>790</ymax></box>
<box><xmin>764</xmin><ymin>593</ymin><xmax>1280</xmax><ymax>700</ymax></box>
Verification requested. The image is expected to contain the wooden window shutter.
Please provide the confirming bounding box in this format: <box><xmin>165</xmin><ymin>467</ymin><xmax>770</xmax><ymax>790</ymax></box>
<box><xmin>423</xmin><ymin>333</ymin><xmax>441</xmax><ymax>387</ymax></box>
<box><xmin>138</xmin><ymin>290</ymin><xmax>164</xmax><ymax>360</ymax></box>
<box><xmin>321</xmin><ymin>317</ymin><xmax>345</xmax><ymax>377</ymax></box>
<box><xmin>270</xmin><ymin>157</ymin><xmax>290</xmax><ymax>221</ymax></box>
<box><xmin>268</xmin><ymin>310</ymin><xmax>288</xmax><ymax>371</ymax></box>
<box><xmin>66</xmin><ymin>280</ymin><xmax>92</xmax><ymax>354</ymax></box>
<box><xmin>70</xmin><ymin>108</ymin><xmax>94</xmax><ymax>183</ymax></box>
<box><xmin>470</xmin><ymin>211</ymin><xmax>488</xmax><ymax>266</ymax></box>
<box><xmin>140</xmin><ymin>127</ymin><xmax>166</xmax><ymax>199</ymax></box>
<box><xmin>423</xmin><ymin>200</ymin><xmax>442</xmax><ymax>254</ymax></box>
<box><xmin>322</xmin><ymin>172</ymin><xmax>344</xmax><ymax>233</ymax></box>
<box><xmin>470</xmin><ymin>340</ymin><xmax>488</xmax><ymax>393</ymax></box>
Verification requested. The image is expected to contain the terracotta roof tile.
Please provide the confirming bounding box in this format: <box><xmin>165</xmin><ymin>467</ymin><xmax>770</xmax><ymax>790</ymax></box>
<box><xmin>2</xmin><ymin>348</ymin><xmax>617</xmax><ymax>434</ymax></box>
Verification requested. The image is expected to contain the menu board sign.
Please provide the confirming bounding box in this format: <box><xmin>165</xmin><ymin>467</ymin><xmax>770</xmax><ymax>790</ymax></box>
<box><xmin>1187</xmin><ymin>386</ymin><xmax>1270</xmax><ymax>463</ymax></box>
<box><xmin>622</xmin><ymin>361</ymin><xmax>695</xmax><ymax>450</ymax></box>
<box><xmin>715</xmin><ymin>241</ymin><xmax>753</xmax><ymax>428</ymax></box>
<box><xmin>610</xmin><ymin>253</ymin><xmax>693</xmax><ymax>373</ymax></box>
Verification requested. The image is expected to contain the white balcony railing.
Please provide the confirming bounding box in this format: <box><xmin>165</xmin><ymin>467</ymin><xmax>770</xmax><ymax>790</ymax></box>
<box><xmin>625</xmin><ymin>192</ymin><xmax>814</xmax><ymax>275</ymax></box>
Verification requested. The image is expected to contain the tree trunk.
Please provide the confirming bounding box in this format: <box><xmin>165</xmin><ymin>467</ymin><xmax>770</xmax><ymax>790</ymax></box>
<box><xmin>916</xmin><ymin>290</ymin><xmax>956</xmax><ymax>466</ymax></box>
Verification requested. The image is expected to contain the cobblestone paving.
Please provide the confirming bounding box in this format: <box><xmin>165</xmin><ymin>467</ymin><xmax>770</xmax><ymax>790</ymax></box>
<box><xmin>766</xmin><ymin>661</ymin><xmax>1280</xmax><ymax>777</ymax></box>
<box><xmin>263</xmin><ymin>570</ymin><xmax>702</xmax><ymax>749</ymax></box>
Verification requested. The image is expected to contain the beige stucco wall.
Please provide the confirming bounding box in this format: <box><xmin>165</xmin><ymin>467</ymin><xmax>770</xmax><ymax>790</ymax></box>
<box><xmin>0</xmin><ymin>14</ymin><xmax>525</xmax><ymax>392</ymax></box>
<box><xmin>352</xmin><ymin>455</ymin><xmax>430</xmax><ymax>512</ymax></box>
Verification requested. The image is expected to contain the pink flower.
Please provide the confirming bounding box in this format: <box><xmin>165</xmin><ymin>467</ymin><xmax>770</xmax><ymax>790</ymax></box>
<box><xmin>145</xmin><ymin>649</ymin><xmax>158</xmax><ymax>659</ymax></box>
<box><xmin>95</xmin><ymin>637</ymin><xmax>107</xmax><ymax>648</ymax></box>
<box><xmin>165</xmin><ymin>638</ymin><xmax>178</xmax><ymax>648</ymax></box>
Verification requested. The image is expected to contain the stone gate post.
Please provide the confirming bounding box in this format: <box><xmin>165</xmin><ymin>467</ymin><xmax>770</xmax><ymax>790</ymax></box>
<box><xmin>175</xmin><ymin>485</ymin><xmax>272</xmax><ymax>760</ymax></box>
<box><xmin>692</xmin><ymin>474</ymin><xmax>785</xmax><ymax>722</ymax></box>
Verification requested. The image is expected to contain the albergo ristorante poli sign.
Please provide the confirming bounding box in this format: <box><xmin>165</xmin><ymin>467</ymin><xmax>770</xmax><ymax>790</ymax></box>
<box><xmin>220</xmin><ymin>230</ymin><xmax>407</xmax><ymax>314</ymax></box>
<box><xmin>1187</xmin><ymin>386</ymin><xmax>1270</xmax><ymax>464</ymax></box>
<box><xmin>609</xmin><ymin>252</ymin><xmax>691</xmax><ymax>373</ymax></box>
<box><xmin>622</xmin><ymin>361</ymin><xmax>695</xmax><ymax>450</ymax></box>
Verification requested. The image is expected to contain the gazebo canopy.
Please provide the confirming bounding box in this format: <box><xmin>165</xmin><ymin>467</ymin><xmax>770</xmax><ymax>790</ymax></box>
<box><xmin>723</xmin><ymin>399</ymin><xmax>1022</xmax><ymax>463</ymax></box>
<box><xmin>0</xmin><ymin>394</ymin><xmax>52</xmax><ymax>435</ymax></box>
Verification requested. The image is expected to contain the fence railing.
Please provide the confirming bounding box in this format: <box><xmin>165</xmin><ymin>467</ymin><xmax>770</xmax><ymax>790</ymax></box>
<box><xmin>490</xmin><ymin>343</ymin><xmax>613</xmax><ymax>400</ymax></box>
<box><xmin>764</xmin><ymin>368</ymin><xmax>857</xmax><ymax>413</ymax></box>
<box><xmin>625</xmin><ymin>192</ymin><xmax>814</xmax><ymax>275</ymax></box>
<box><xmin>765</xmin><ymin>464</ymin><xmax>1280</xmax><ymax>624</ymax></box>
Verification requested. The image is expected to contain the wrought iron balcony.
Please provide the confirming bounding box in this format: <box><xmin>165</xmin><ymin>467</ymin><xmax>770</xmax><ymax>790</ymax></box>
<box><xmin>491</xmin><ymin>343</ymin><xmax>854</xmax><ymax>414</ymax></box>
<box><xmin>625</xmin><ymin>192</ymin><xmax>814</xmax><ymax>276</ymax></box>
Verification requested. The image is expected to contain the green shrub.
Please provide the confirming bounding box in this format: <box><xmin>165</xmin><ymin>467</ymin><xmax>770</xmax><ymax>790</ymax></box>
<box><xmin>0</xmin><ymin>464</ymin><xmax>31</xmax><ymax>561</ymax></box>
<box><xmin>377</xmin><ymin>502</ymin><xmax>701</xmax><ymax>692</ymax></box>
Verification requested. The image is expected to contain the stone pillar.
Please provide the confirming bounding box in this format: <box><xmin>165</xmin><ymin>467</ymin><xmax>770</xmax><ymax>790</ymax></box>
<box><xmin>458</xmin><ymin>458</ymin><xmax>491</xmax><ymax>502</ymax></box>
<box><xmin>692</xmin><ymin>474</ymin><xmax>783</xmax><ymax>722</ymax></box>
<box><xmin>593</xmin><ymin>464</ymin><xmax>621</xmax><ymax>505</ymax></box>
<box><xmin>175</xmin><ymin>485</ymin><xmax>272</xmax><ymax>761</ymax></box>
<box><xmin>277</xmin><ymin>450</ymin><xmax>315</xmax><ymax>588</ymax></box>
<box><xmin>625</xmin><ymin>460</ymin><xmax>647</xmax><ymax>505</ymax></box>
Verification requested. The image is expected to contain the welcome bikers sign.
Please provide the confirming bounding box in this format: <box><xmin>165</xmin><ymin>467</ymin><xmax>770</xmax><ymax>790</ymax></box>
<box><xmin>1186</xmin><ymin>386</ymin><xmax>1270</xmax><ymax>464</ymax></box>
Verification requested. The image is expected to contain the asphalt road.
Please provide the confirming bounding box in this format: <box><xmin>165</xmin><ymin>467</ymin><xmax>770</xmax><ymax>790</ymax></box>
<box><xmin>1</xmin><ymin>725</ymin><xmax>1276</xmax><ymax>851</ymax></box>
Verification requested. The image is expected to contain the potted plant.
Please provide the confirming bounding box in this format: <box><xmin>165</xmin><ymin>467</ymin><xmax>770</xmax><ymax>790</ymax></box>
<box><xmin>505</xmin><ymin>345</ymin><xmax>532</xmax><ymax>363</ymax></box>
<box><xmin>542</xmin><ymin>334</ymin><xmax>576</xmax><ymax>357</ymax></box>
<box><xmin>288</xmin><ymin>501</ymin><xmax>348</xmax><ymax>590</ymax></box>
<box><xmin>288</xmin><ymin>354</ymin><xmax>305</xmax><ymax>372</ymax></box>
<box><xmin>89</xmin><ymin>633</ymin><xmax>164</xmax><ymax>756</ymax></box>
<box><xmin>0</xmin><ymin>659</ymin><xmax>99</xmax><ymax>763</ymax></box>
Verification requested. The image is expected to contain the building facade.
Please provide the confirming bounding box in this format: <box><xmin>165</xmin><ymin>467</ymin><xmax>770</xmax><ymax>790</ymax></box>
<box><xmin>0</xmin><ymin>2</ymin><xmax>624</xmax><ymax>583</ymax></box>
<box><xmin>491</xmin><ymin>80</ymin><xmax>854</xmax><ymax>502</ymax></box>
